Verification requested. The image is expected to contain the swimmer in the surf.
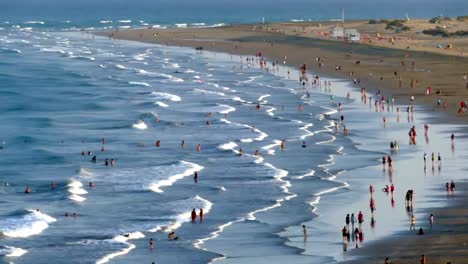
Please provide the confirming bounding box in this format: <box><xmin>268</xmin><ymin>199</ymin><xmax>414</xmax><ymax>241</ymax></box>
<box><xmin>25</xmin><ymin>186</ymin><xmax>31</xmax><ymax>193</ymax></box>
<box><xmin>150</xmin><ymin>238</ymin><xmax>154</xmax><ymax>249</ymax></box>
<box><xmin>168</xmin><ymin>231</ymin><xmax>178</xmax><ymax>240</ymax></box>
<box><xmin>197</xmin><ymin>144</ymin><xmax>201</xmax><ymax>152</ymax></box>
<box><xmin>91</xmin><ymin>156</ymin><xmax>97</xmax><ymax>163</ymax></box>
<box><xmin>181</xmin><ymin>140</ymin><xmax>185</xmax><ymax>148</ymax></box>
<box><xmin>194</xmin><ymin>171</ymin><xmax>198</xmax><ymax>183</ymax></box>
<box><xmin>155</xmin><ymin>140</ymin><xmax>160</xmax><ymax>147</ymax></box>
<box><xmin>111</xmin><ymin>159</ymin><xmax>115</xmax><ymax>166</ymax></box>
<box><xmin>302</xmin><ymin>141</ymin><xmax>307</xmax><ymax>148</ymax></box>
<box><xmin>199</xmin><ymin>209</ymin><xmax>204</xmax><ymax>222</ymax></box>
<box><xmin>105</xmin><ymin>158</ymin><xmax>109</xmax><ymax>166</ymax></box>
<box><xmin>51</xmin><ymin>181</ymin><xmax>57</xmax><ymax>189</ymax></box>
<box><xmin>254</xmin><ymin>149</ymin><xmax>259</xmax><ymax>156</ymax></box>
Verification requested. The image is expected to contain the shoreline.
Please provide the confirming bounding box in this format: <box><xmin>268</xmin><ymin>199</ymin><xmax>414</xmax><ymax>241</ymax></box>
<box><xmin>97</xmin><ymin>23</ymin><xmax>468</xmax><ymax>125</ymax></box>
<box><xmin>97</xmin><ymin>25</ymin><xmax>468</xmax><ymax>263</ymax></box>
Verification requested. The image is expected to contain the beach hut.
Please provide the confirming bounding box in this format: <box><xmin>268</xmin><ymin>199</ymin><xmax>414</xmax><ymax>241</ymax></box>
<box><xmin>344</xmin><ymin>29</ymin><xmax>360</xmax><ymax>41</ymax></box>
<box><xmin>332</xmin><ymin>27</ymin><xmax>344</xmax><ymax>38</ymax></box>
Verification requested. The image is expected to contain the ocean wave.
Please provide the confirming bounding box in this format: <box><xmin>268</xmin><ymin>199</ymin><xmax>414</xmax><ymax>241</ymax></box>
<box><xmin>118</xmin><ymin>20</ymin><xmax>132</xmax><ymax>23</ymax></box>
<box><xmin>149</xmin><ymin>161</ymin><xmax>204</xmax><ymax>193</ymax></box>
<box><xmin>217</xmin><ymin>142</ymin><xmax>238</xmax><ymax>151</ymax></box>
<box><xmin>175</xmin><ymin>23</ymin><xmax>187</xmax><ymax>28</ymax></box>
<box><xmin>24</xmin><ymin>21</ymin><xmax>45</xmax><ymax>25</ymax></box>
<box><xmin>115</xmin><ymin>64</ymin><xmax>127</xmax><ymax>70</ymax></box>
<box><xmin>68</xmin><ymin>180</ymin><xmax>88</xmax><ymax>202</ymax></box>
<box><xmin>132</xmin><ymin>120</ymin><xmax>148</xmax><ymax>130</ymax></box>
<box><xmin>261</xmin><ymin>140</ymin><xmax>282</xmax><ymax>155</ymax></box>
<box><xmin>0</xmin><ymin>209</ymin><xmax>56</xmax><ymax>238</ymax></box>
<box><xmin>1</xmin><ymin>47</ymin><xmax>21</xmax><ymax>54</ymax></box>
<box><xmin>155</xmin><ymin>101</ymin><xmax>169</xmax><ymax>108</ymax></box>
<box><xmin>128</xmin><ymin>81</ymin><xmax>150</xmax><ymax>87</ymax></box>
<box><xmin>99</xmin><ymin>20</ymin><xmax>113</xmax><ymax>24</ymax></box>
<box><xmin>246</xmin><ymin>163</ymin><xmax>295</xmax><ymax>221</ymax></box>
<box><xmin>0</xmin><ymin>246</ymin><xmax>28</xmax><ymax>258</ymax></box>
<box><xmin>151</xmin><ymin>92</ymin><xmax>181</xmax><ymax>102</ymax></box>
<box><xmin>136</xmin><ymin>69</ymin><xmax>184</xmax><ymax>82</ymax></box>
<box><xmin>118</xmin><ymin>26</ymin><xmax>131</xmax><ymax>29</ymax></box>
<box><xmin>95</xmin><ymin>231</ymin><xmax>145</xmax><ymax>264</ymax></box>
<box><xmin>166</xmin><ymin>195</ymin><xmax>212</xmax><ymax>232</ymax></box>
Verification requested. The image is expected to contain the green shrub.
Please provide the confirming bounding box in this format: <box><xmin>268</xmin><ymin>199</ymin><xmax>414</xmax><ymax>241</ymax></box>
<box><xmin>422</xmin><ymin>29</ymin><xmax>449</xmax><ymax>37</ymax></box>
<box><xmin>369</xmin><ymin>19</ymin><xmax>378</xmax><ymax>24</ymax></box>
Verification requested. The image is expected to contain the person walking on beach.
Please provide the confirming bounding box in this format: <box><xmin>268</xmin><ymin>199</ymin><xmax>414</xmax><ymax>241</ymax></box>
<box><xmin>420</xmin><ymin>254</ymin><xmax>426</xmax><ymax>264</ymax></box>
<box><xmin>429</xmin><ymin>213</ymin><xmax>434</xmax><ymax>229</ymax></box>
<box><xmin>431</xmin><ymin>152</ymin><xmax>435</xmax><ymax>166</ymax></box>
<box><xmin>438</xmin><ymin>153</ymin><xmax>442</xmax><ymax>167</ymax></box>
<box><xmin>351</xmin><ymin>213</ymin><xmax>356</xmax><ymax>227</ymax></box>
<box><xmin>341</xmin><ymin>226</ymin><xmax>348</xmax><ymax>251</ymax></box>
<box><xmin>346</xmin><ymin>214</ymin><xmax>350</xmax><ymax>226</ymax></box>
<box><xmin>450</xmin><ymin>180</ymin><xmax>455</xmax><ymax>192</ymax></box>
<box><xmin>358</xmin><ymin>211</ymin><xmax>364</xmax><ymax>228</ymax></box>
<box><xmin>410</xmin><ymin>214</ymin><xmax>416</xmax><ymax>230</ymax></box>
<box><xmin>384</xmin><ymin>257</ymin><xmax>390</xmax><ymax>264</ymax></box>
<box><xmin>423</xmin><ymin>153</ymin><xmax>427</xmax><ymax>166</ymax></box>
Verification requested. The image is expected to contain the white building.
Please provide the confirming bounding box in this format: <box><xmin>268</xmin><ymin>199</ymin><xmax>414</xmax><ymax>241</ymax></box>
<box><xmin>344</xmin><ymin>29</ymin><xmax>360</xmax><ymax>41</ymax></box>
<box><xmin>332</xmin><ymin>27</ymin><xmax>344</xmax><ymax>38</ymax></box>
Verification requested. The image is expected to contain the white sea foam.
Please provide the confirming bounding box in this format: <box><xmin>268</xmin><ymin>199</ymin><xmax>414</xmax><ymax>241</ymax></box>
<box><xmin>151</xmin><ymin>92</ymin><xmax>181</xmax><ymax>102</ymax></box>
<box><xmin>132</xmin><ymin>120</ymin><xmax>148</xmax><ymax>130</ymax></box>
<box><xmin>118</xmin><ymin>20</ymin><xmax>132</xmax><ymax>23</ymax></box>
<box><xmin>293</xmin><ymin>169</ymin><xmax>316</xmax><ymax>179</ymax></box>
<box><xmin>218</xmin><ymin>142</ymin><xmax>238</xmax><ymax>151</ymax></box>
<box><xmin>261</xmin><ymin>140</ymin><xmax>282</xmax><ymax>155</ymax></box>
<box><xmin>115</xmin><ymin>64</ymin><xmax>127</xmax><ymax>70</ymax></box>
<box><xmin>128</xmin><ymin>81</ymin><xmax>150</xmax><ymax>87</ymax></box>
<box><xmin>0</xmin><ymin>209</ymin><xmax>56</xmax><ymax>238</ymax></box>
<box><xmin>95</xmin><ymin>231</ymin><xmax>145</xmax><ymax>264</ymax></box>
<box><xmin>0</xmin><ymin>246</ymin><xmax>28</xmax><ymax>258</ymax></box>
<box><xmin>118</xmin><ymin>26</ymin><xmax>131</xmax><ymax>29</ymax></box>
<box><xmin>149</xmin><ymin>161</ymin><xmax>204</xmax><ymax>193</ymax></box>
<box><xmin>175</xmin><ymin>23</ymin><xmax>187</xmax><ymax>28</ymax></box>
<box><xmin>99</xmin><ymin>20</ymin><xmax>113</xmax><ymax>24</ymax></box>
<box><xmin>155</xmin><ymin>101</ymin><xmax>169</xmax><ymax>108</ymax></box>
<box><xmin>216</xmin><ymin>104</ymin><xmax>236</xmax><ymax>114</ymax></box>
<box><xmin>24</xmin><ymin>21</ymin><xmax>45</xmax><ymax>25</ymax></box>
<box><xmin>68</xmin><ymin>180</ymin><xmax>88</xmax><ymax>195</ymax></box>
<box><xmin>136</xmin><ymin>69</ymin><xmax>184</xmax><ymax>82</ymax></box>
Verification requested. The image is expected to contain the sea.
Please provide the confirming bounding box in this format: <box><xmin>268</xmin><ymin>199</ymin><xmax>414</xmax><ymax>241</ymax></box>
<box><xmin>1</xmin><ymin>1</ymin><xmax>468</xmax><ymax>263</ymax></box>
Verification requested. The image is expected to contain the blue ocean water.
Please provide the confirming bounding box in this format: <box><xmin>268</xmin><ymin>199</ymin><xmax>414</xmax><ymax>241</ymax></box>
<box><xmin>1</xmin><ymin>1</ymin><xmax>468</xmax><ymax>264</ymax></box>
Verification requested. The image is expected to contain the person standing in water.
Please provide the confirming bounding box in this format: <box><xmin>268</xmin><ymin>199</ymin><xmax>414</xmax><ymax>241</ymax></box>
<box><xmin>191</xmin><ymin>209</ymin><xmax>197</xmax><ymax>222</ymax></box>
<box><xmin>302</xmin><ymin>225</ymin><xmax>307</xmax><ymax>240</ymax></box>
<box><xmin>149</xmin><ymin>238</ymin><xmax>154</xmax><ymax>250</ymax></box>
<box><xmin>410</xmin><ymin>214</ymin><xmax>416</xmax><ymax>230</ymax></box>
<box><xmin>199</xmin><ymin>209</ymin><xmax>204</xmax><ymax>222</ymax></box>
<box><xmin>428</xmin><ymin>213</ymin><xmax>434</xmax><ymax>229</ymax></box>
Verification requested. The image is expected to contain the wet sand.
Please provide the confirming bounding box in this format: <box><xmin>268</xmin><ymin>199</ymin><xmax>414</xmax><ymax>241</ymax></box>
<box><xmin>345</xmin><ymin>182</ymin><xmax>468</xmax><ymax>264</ymax></box>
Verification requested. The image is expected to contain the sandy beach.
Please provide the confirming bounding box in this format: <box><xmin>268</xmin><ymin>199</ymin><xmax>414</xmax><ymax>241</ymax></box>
<box><xmin>101</xmin><ymin>19</ymin><xmax>468</xmax><ymax>123</ymax></box>
<box><xmin>100</xmin><ymin>20</ymin><xmax>468</xmax><ymax>263</ymax></box>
